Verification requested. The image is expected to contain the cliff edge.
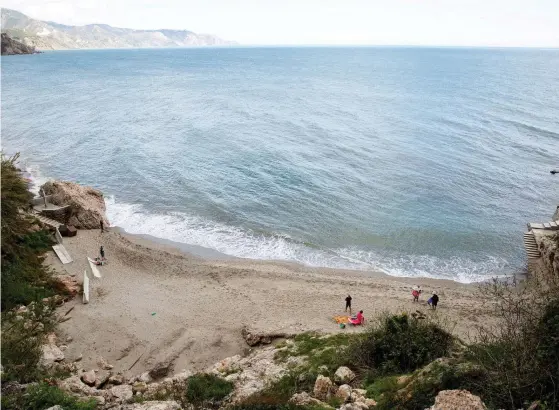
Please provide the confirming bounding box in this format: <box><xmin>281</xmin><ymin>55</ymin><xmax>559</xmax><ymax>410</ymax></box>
<box><xmin>1</xmin><ymin>32</ymin><xmax>39</xmax><ymax>55</ymax></box>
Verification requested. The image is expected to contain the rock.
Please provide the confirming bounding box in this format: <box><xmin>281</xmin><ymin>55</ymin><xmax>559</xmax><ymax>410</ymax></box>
<box><xmin>73</xmin><ymin>354</ymin><xmax>83</xmax><ymax>362</ymax></box>
<box><xmin>119</xmin><ymin>401</ymin><xmax>182</xmax><ymax>410</ymax></box>
<box><xmin>1</xmin><ymin>381</ymin><xmax>26</xmax><ymax>395</ymax></box>
<box><xmin>66</xmin><ymin>336</ymin><xmax>74</xmax><ymax>343</ymax></box>
<box><xmin>139</xmin><ymin>371</ymin><xmax>153</xmax><ymax>383</ymax></box>
<box><xmin>81</xmin><ymin>370</ymin><xmax>97</xmax><ymax>386</ymax></box>
<box><xmin>40</xmin><ymin>344</ymin><xmax>65</xmax><ymax>367</ymax></box>
<box><xmin>44</xmin><ymin>406</ymin><xmax>64</xmax><ymax>410</ymax></box>
<box><xmin>429</xmin><ymin>389</ymin><xmax>487</xmax><ymax>410</ymax></box>
<box><xmin>340</xmin><ymin>403</ymin><xmax>369</xmax><ymax>410</ymax></box>
<box><xmin>95</xmin><ymin>370</ymin><xmax>111</xmax><ymax>388</ymax></box>
<box><xmin>1</xmin><ymin>33</ymin><xmax>40</xmax><ymax>55</ymax></box>
<box><xmin>353</xmin><ymin>388</ymin><xmax>367</xmax><ymax>398</ymax></box>
<box><xmin>355</xmin><ymin>396</ymin><xmax>377</xmax><ymax>407</ymax></box>
<box><xmin>98</xmin><ymin>357</ymin><xmax>114</xmax><ymax>370</ymax></box>
<box><xmin>41</xmin><ymin>180</ymin><xmax>109</xmax><ymax>229</ymax></box>
<box><xmin>317</xmin><ymin>365</ymin><xmax>329</xmax><ymax>374</ymax></box>
<box><xmin>334</xmin><ymin>366</ymin><xmax>356</xmax><ymax>384</ymax></box>
<box><xmin>289</xmin><ymin>392</ymin><xmax>330</xmax><ymax>407</ymax></box>
<box><xmin>109</xmin><ymin>373</ymin><xmax>125</xmax><ymax>385</ymax></box>
<box><xmin>110</xmin><ymin>384</ymin><xmax>134</xmax><ymax>402</ymax></box>
<box><xmin>59</xmin><ymin>375</ymin><xmax>97</xmax><ymax>396</ymax></box>
<box><xmin>335</xmin><ymin>384</ymin><xmax>352</xmax><ymax>402</ymax></box>
<box><xmin>397</xmin><ymin>375</ymin><xmax>411</xmax><ymax>385</ymax></box>
<box><xmin>133</xmin><ymin>382</ymin><xmax>148</xmax><ymax>393</ymax></box>
<box><xmin>313</xmin><ymin>375</ymin><xmax>334</xmax><ymax>401</ymax></box>
<box><xmin>148</xmin><ymin>362</ymin><xmax>172</xmax><ymax>379</ymax></box>
<box><xmin>56</xmin><ymin>275</ymin><xmax>80</xmax><ymax>296</ymax></box>
<box><xmin>241</xmin><ymin>327</ymin><xmax>292</xmax><ymax>347</ymax></box>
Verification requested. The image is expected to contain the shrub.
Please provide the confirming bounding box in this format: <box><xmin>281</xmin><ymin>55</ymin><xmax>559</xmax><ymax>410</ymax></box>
<box><xmin>185</xmin><ymin>374</ymin><xmax>234</xmax><ymax>405</ymax></box>
<box><xmin>1</xmin><ymin>302</ymin><xmax>57</xmax><ymax>383</ymax></box>
<box><xmin>351</xmin><ymin>313</ymin><xmax>454</xmax><ymax>376</ymax></box>
<box><xmin>465</xmin><ymin>279</ymin><xmax>559</xmax><ymax>409</ymax></box>
<box><xmin>1</xmin><ymin>383</ymin><xmax>97</xmax><ymax>410</ymax></box>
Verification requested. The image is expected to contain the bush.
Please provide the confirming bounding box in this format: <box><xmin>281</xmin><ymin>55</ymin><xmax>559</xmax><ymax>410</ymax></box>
<box><xmin>1</xmin><ymin>302</ymin><xmax>56</xmax><ymax>383</ymax></box>
<box><xmin>351</xmin><ymin>313</ymin><xmax>454</xmax><ymax>376</ymax></box>
<box><xmin>465</xmin><ymin>279</ymin><xmax>559</xmax><ymax>409</ymax></box>
<box><xmin>185</xmin><ymin>374</ymin><xmax>234</xmax><ymax>405</ymax></box>
<box><xmin>1</xmin><ymin>383</ymin><xmax>97</xmax><ymax>410</ymax></box>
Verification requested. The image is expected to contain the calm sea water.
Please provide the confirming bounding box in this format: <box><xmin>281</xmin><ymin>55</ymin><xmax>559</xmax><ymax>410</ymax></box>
<box><xmin>2</xmin><ymin>47</ymin><xmax>558</xmax><ymax>282</ymax></box>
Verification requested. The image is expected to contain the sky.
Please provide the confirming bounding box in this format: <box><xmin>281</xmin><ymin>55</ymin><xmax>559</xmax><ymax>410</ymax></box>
<box><xmin>1</xmin><ymin>0</ymin><xmax>558</xmax><ymax>47</ymax></box>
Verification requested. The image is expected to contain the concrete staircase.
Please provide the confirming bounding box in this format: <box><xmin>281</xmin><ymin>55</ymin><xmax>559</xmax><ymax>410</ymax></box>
<box><xmin>523</xmin><ymin>231</ymin><xmax>541</xmax><ymax>259</ymax></box>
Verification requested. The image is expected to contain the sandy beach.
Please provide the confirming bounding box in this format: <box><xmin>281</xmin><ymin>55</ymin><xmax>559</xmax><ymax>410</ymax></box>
<box><xmin>47</xmin><ymin>228</ymin><xmax>494</xmax><ymax>378</ymax></box>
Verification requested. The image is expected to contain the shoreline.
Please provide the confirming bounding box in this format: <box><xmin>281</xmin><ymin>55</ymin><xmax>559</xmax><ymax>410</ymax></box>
<box><xmin>48</xmin><ymin>227</ymin><xmax>496</xmax><ymax>378</ymax></box>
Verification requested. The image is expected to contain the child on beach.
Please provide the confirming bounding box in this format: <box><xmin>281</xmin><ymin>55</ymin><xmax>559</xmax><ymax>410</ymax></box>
<box><xmin>345</xmin><ymin>295</ymin><xmax>352</xmax><ymax>314</ymax></box>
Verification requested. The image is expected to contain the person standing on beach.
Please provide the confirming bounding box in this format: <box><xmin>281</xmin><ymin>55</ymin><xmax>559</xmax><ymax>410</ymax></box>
<box><xmin>100</xmin><ymin>246</ymin><xmax>105</xmax><ymax>260</ymax></box>
<box><xmin>345</xmin><ymin>295</ymin><xmax>352</xmax><ymax>314</ymax></box>
<box><xmin>428</xmin><ymin>293</ymin><xmax>439</xmax><ymax>310</ymax></box>
<box><xmin>100</xmin><ymin>220</ymin><xmax>104</xmax><ymax>233</ymax></box>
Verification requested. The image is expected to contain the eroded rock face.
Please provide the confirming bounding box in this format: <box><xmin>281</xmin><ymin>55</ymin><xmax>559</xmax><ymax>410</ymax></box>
<box><xmin>429</xmin><ymin>389</ymin><xmax>487</xmax><ymax>410</ymax></box>
<box><xmin>41</xmin><ymin>180</ymin><xmax>109</xmax><ymax>229</ymax></box>
<box><xmin>289</xmin><ymin>392</ymin><xmax>330</xmax><ymax>407</ymax></box>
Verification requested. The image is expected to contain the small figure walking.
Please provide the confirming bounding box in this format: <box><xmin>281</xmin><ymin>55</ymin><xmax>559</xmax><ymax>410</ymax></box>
<box><xmin>100</xmin><ymin>220</ymin><xmax>104</xmax><ymax>233</ymax></box>
<box><xmin>345</xmin><ymin>294</ymin><xmax>352</xmax><ymax>314</ymax></box>
<box><xmin>427</xmin><ymin>293</ymin><xmax>439</xmax><ymax>310</ymax></box>
<box><xmin>100</xmin><ymin>246</ymin><xmax>105</xmax><ymax>260</ymax></box>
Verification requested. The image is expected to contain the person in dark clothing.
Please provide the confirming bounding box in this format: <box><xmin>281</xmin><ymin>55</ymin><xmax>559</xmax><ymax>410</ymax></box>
<box><xmin>100</xmin><ymin>246</ymin><xmax>105</xmax><ymax>260</ymax></box>
<box><xmin>100</xmin><ymin>220</ymin><xmax>104</xmax><ymax>233</ymax></box>
<box><xmin>345</xmin><ymin>295</ymin><xmax>352</xmax><ymax>314</ymax></box>
<box><xmin>428</xmin><ymin>293</ymin><xmax>439</xmax><ymax>310</ymax></box>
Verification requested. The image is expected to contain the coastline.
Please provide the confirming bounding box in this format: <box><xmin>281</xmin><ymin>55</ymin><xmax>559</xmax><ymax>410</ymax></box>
<box><xmin>49</xmin><ymin>227</ymin><xmax>495</xmax><ymax>378</ymax></box>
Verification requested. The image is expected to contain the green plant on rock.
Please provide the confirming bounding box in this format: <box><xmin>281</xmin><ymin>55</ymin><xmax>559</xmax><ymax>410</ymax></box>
<box><xmin>185</xmin><ymin>374</ymin><xmax>234</xmax><ymax>406</ymax></box>
<box><xmin>1</xmin><ymin>383</ymin><xmax>97</xmax><ymax>410</ymax></box>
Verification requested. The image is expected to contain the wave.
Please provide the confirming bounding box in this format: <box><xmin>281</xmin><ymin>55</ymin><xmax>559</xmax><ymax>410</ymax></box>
<box><xmin>105</xmin><ymin>196</ymin><xmax>514</xmax><ymax>284</ymax></box>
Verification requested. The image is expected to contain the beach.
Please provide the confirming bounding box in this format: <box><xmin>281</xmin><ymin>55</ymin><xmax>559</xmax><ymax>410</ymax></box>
<box><xmin>48</xmin><ymin>228</ymin><xmax>494</xmax><ymax>378</ymax></box>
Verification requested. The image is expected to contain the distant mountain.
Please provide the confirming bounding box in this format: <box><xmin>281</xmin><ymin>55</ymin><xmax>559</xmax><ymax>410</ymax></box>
<box><xmin>1</xmin><ymin>32</ymin><xmax>40</xmax><ymax>55</ymax></box>
<box><xmin>0</xmin><ymin>8</ymin><xmax>236</xmax><ymax>50</ymax></box>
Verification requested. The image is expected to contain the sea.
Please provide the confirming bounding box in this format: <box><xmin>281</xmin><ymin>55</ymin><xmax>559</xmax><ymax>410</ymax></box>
<box><xmin>2</xmin><ymin>47</ymin><xmax>558</xmax><ymax>283</ymax></box>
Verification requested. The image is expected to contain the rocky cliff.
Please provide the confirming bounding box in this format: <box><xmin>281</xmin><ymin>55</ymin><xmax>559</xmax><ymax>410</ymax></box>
<box><xmin>1</xmin><ymin>32</ymin><xmax>39</xmax><ymax>55</ymax></box>
<box><xmin>1</xmin><ymin>8</ymin><xmax>236</xmax><ymax>51</ymax></box>
<box><xmin>41</xmin><ymin>180</ymin><xmax>109</xmax><ymax>229</ymax></box>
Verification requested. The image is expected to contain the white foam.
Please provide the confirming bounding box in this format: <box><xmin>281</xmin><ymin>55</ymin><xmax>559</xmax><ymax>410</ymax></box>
<box><xmin>106</xmin><ymin>196</ymin><xmax>514</xmax><ymax>284</ymax></box>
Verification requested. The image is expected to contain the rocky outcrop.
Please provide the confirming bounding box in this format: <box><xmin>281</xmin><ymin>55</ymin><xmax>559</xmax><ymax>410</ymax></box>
<box><xmin>1</xmin><ymin>32</ymin><xmax>39</xmax><ymax>55</ymax></box>
<box><xmin>41</xmin><ymin>180</ymin><xmax>109</xmax><ymax>229</ymax></box>
<box><xmin>537</xmin><ymin>234</ymin><xmax>559</xmax><ymax>286</ymax></box>
<box><xmin>429</xmin><ymin>389</ymin><xmax>487</xmax><ymax>410</ymax></box>
<box><xmin>241</xmin><ymin>327</ymin><xmax>294</xmax><ymax>347</ymax></box>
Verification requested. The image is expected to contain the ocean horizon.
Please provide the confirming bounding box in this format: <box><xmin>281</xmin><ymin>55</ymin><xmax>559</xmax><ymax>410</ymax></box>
<box><xmin>2</xmin><ymin>46</ymin><xmax>558</xmax><ymax>283</ymax></box>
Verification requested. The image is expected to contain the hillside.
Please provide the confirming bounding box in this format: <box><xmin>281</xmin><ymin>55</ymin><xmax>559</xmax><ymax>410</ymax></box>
<box><xmin>0</xmin><ymin>8</ymin><xmax>236</xmax><ymax>50</ymax></box>
<box><xmin>1</xmin><ymin>32</ymin><xmax>39</xmax><ymax>55</ymax></box>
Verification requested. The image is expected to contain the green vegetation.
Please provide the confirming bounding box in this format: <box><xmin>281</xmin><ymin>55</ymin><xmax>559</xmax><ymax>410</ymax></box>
<box><xmin>1</xmin><ymin>153</ymin><xmax>57</xmax><ymax>311</ymax></box>
<box><xmin>351</xmin><ymin>312</ymin><xmax>455</xmax><ymax>376</ymax></box>
<box><xmin>185</xmin><ymin>374</ymin><xmax>234</xmax><ymax>405</ymax></box>
<box><xmin>1</xmin><ymin>383</ymin><xmax>97</xmax><ymax>410</ymax></box>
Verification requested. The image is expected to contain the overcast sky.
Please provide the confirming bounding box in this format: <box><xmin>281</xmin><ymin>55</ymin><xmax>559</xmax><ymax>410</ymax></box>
<box><xmin>1</xmin><ymin>0</ymin><xmax>558</xmax><ymax>47</ymax></box>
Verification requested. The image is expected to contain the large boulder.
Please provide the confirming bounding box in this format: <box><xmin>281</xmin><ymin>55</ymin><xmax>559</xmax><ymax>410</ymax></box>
<box><xmin>313</xmin><ymin>375</ymin><xmax>334</xmax><ymax>401</ymax></box>
<box><xmin>41</xmin><ymin>180</ymin><xmax>109</xmax><ymax>229</ymax></box>
<box><xmin>335</xmin><ymin>384</ymin><xmax>352</xmax><ymax>402</ymax></box>
<box><xmin>429</xmin><ymin>389</ymin><xmax>487</xmax><ymax>410</ymax></box>
<box><xmin>334</xmin><ymin>366</ymin><xmax>356</xmax><ymax>384</ymax></box>
<box><xmin>81</xmin><ymin>370</ymin><xmax>97</xmax><ymax>386</ymax></box>
<box><xmin>110</xmin><ymin>384</ymin><xmax>134</xmax><ymax>402</ymax></box>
